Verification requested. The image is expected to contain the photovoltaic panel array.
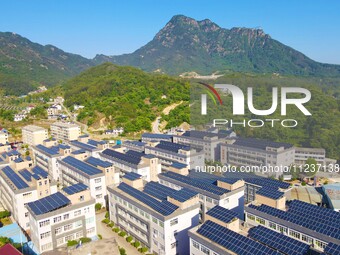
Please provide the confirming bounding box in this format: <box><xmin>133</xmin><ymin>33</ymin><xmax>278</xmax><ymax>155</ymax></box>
<box><xmin>102</xmin><ymin>149</ymin><xmax>141</xmax><ymax>165</ymax></box>
<box><xmin>189</xmin><ymin>171</ymin><xmax>240</xmax><ymax>185</ymax></box>
<box><xmin>71</xmin><ymin>140</ymin><xmax>97</xmax><ymax>151</ymax></box>
<box><xmin>85</xmin><ymin>156</ymin><xmax>112</xmax><ymax>168</ymax></box>
<box><xmin>62</xmin><ymin>156</ymin><xmax>102</xmax><ymax>176</ymax></box>
<box><xmin>118</xmin><ymin>182</ymin><xmax>178</xmax><ymax>216</ymax></box>
<box><xmin>63</xmin><ymin>183</ymin><xmax>88</xmax><ymax>195</ymax></box>
<box><xmin>144</xmin><ymin>181</ymin><xmax>177</xmax><ymax>200</ymax></box>
<box><xmin>248</xmin><ymin>202</ymin><xmax>340</xmax><ymax>239</ymax></box>
<box><xmin>155</xmin><ymin>141</ymin><xmax>190</xmax><ymax>153</ymax></box>
<box><xmin>160</xmin><ymin>171</ymin><xmax>229</xmax><ymax>196</ymax></box>
<box><xmin>36</xmin><ymin>144</ymin><xmax>59</xmax><ymax>155</ymax></box>
<box><xmin>324</xmin><ymin>242</ymin><xmax>340</xmax><ymax>255</ymax></box>
<box><xmin>123</xmin><ymin>172</ymin><xmax>142</xmax><ymax>181</ymax></box>
<box><xmin>19</xmin><ymin>169</ymin><xmax>32</xmax><ymax>182</ymax></box>
<box><xmin>27</xmin><ymin>192</ymin><xmax>70</xmax><ymax>215</ymax></box>
<box><xmin>171</xmin><ymin>162</ymin><xmax>188</xmax><ymax>169</ymax></box>
<box><xmin>168</xmin><ymin>188</ymin><xmax>198</xmax><ymax>202</ymax></box>
<box><xmin>256</xmin><ymin>187</ymin><xmax>284</xmax><ymax>200</ymax></box>
<box><xmin>197</xmin><ymin>221</ymin><xmax>282</xmax><ymax>255</ymax></box>
<box><xmin>248</xmin><ymin>226</ymin><xmax>310</xmax><ymax>255</ymax></box>
<box><xmin>206</xmin><ymin>205</ymin><xmax>239</xmax><ymax>223</ymax></box>
<box><xmin>32</xmin><ymin>166</ymin><xmax>49</xmax><ymax>178</ymax></box>
<box><xmin>2</xmin><ymin>166</ymin><xmax>29</xmax><ymax>189</ymax></box>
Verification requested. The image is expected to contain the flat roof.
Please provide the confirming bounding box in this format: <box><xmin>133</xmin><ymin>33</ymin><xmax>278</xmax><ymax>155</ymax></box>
<box><xmin>62</xmin><ymin>156</ymin><xmax>102</xmax><ymax>176</ymax></box>
<box><xmin>22</xmin><ymin>125</ymin><xmax>46</xmax><ymax>132</ymax></box>
<box><xmin>232</xmin><ymin>137</ymin><xmax>293</xmax><ymax>150</ymax></box>
<box><xmin>27</xmin><ymin>192</ymin><xmax>71</xmax><ymax>215</ymax></box>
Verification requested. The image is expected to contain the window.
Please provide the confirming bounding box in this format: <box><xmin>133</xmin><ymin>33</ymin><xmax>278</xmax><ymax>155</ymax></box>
<box><xmin>56</xmin><ymin>238</ymin><xmax>64</xmax><ymax>246</ymax></box>
<box><xmin>40</xmin><ymin>231</ymin><xmax>51</xmax><ymax>239</ymax></box>
<box><xmin>41</xmin><ymin>242</ymin><xmax>52</xmax><ymax>251</ymax></box>
<box><xmin>95</xmin><ymin>178</ymin><xmax>101</xmax><ymax>183</ymax></box>
<box><xmin>152</xmin><ymin>217</ymin><xmax>158</xmax><ymax>224</ymax></box>
<box><xmin>55</xmin><ymin>227</ymin><xmax>62</xmax><ymax>235</ymax></box>
<box><xmin>269</xmin><ymin>222</ymin><xmax>277</xmax><ymax>230</ymax></box>
<box><xmin>39</xmin><ymin>220</ymin><xmax>50</xmax><ymax>228</ymax></box>
<box><xmin>302</xmin><ymin>235</ymin><xmax>313</xmax><ymax>244</ymax></box>
<box><xmin>86</xmin><ymin>227</ymin><xmax>95</xmax><ymax>235</ymax></box>
<box><xmin>75</xmin><ymin>231</ymin><xmax>83</xmax><ymax>239</ymax></box>
<box><xmin>95</xmin><ymin>186</ymin><xmax>102</xmax><ymax>191</ymax></box>
<box><xmin>64</xmin><ymin>213</ymin><xmax>70</xmax><ymax>220</ymax></box>
<box><xmin>25</xmin><ymin>212</ymin><xmax>29</xmax><ymax>218</ymax></box>
<box><xmin>153</xmin><ymin>239</ymin><xmax>158</xmax><ymax>247</ymax></box>
<box><xmin>278</xmin><ymin>225</ymin><xmax>287</xmax><ymax>234</ymax></box>
<box><xmin>289</xmin><ymin>229</ymin><xmax>301</xmax><ymax>239</ymax></box>
<box><xmin>84</xmin><ymin>207</ymin><xmax>90</xmax><ymax>214</ymax></box>
<box><xmin>75</xmin><ymin>220</ymin><xmax>82</xmax><ymax>228</ymax></box>
<box><xmin>54</xmin><ymin>216</ymin><xmax>62</xmax><ymax>223</ymax></box>
<box><xmin>256</xmin><ymin>217</ymin><xmax>265</xmax><ymax>225</ymax></box>
<box><xmin>74</xmin><ymin>210</ymin><xmax>81</xmax><ymax>217</ymax></box>
<box><xmin>96</xmin><ymin>194</ymin><xmax>102</xmax><ymax>198</ymax></box>
<box><xmin>159</xmin><ymin>221</ymin><xmax>164</xmax><ymax>228</ymax></box>
<box><xmin>247</xmin><ymin>214</ymin><xmax>255</xmax><ymax>221</ymax></box>
<box><xmin>315</xmin><ymin>240</ymin><xmax>327</xmax><ymax>249</ymax></box>
<box><xmin>170</xmin><ymin>218</ymin><xmax>178</xmax><ymax>226</ymax></box>
<box><xmin>192</xmin><ymin>240</ymin><xmax>200</xmax><ymax>249</ymax></box>
<box><xmin>64</xmin><ymin>224</ymin><xmax>73</xmax><ymax>231</ymax></box>
<box><xmin>65</xmin><ymin>234</ymin><xmax>74</xmax><ymax>242</ymax></box>
<box><xmin>201</xmin><ymin>245</ymin><xmax>210</xmax><ymax>255</ymax></box>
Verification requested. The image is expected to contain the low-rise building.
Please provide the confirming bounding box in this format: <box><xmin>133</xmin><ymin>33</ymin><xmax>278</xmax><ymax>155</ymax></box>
<box><xmin>27</xmin><ymin>188</ymin><xmax>96</xmax><ymax>253</ymax></box>
<box><xmin>141</xmin><ymin>133</ymin><xmax>173</xmax><ymax>143</ymax></box>
<box><xmin>22</xmin><ymin>125</ymin><xmax>48</xmax><ymax>146</ymax></box>
<box><xmin>0</xmin><ymin>165</ymin><xmax>57</xmax><ymax>230</ymax></box>
<box><xmin>50</xmin><ymin>122</ymin><xmax>81</xmax><ymax>141</ymax></box>
<box><xmin>69</xmin><ymin>139</ymin><xmax>108</xmax><ymax>158</ymax></box>
<box><xmin>294</xmin><ymin>147</ymin><xmax>326</xmax><ymax>165</ymax></box>
<box><xmin>107</xmin><ymin>176</ymin><xmax>200</xmax><ymax>255</ymax></box>
<box><xmin>0</xmin><ymin>129</ymin><xmax>9</xmax><ymax>144</ymax></box>
<box><xmin>124</xmin><ymin>140</ymin><xmax>147</xmax><ymax>152</ymax></box>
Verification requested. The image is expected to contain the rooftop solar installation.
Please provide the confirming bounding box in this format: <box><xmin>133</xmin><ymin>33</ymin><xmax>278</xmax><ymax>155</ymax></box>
<box><xmin>160</xmin><ymin>171</ymin><xmax>230</xmax><ymax>196</ymax></box>
<box><xmin>183</xmin><ymin>130</ymin><xmax>228</xmax><ymax>139</ymax></box>
<box><xmin>118</xmin><ymin>182</ymin><xmax>178</xmax><ymax>216</ymax></box>
<box><xmin>123</xmin><ymin>172</ymin><xmax>142</xmax><ymax>181</ymax></box>
<box><xmin>324</xmin><ymin>242</ymin><xmax>340</xmax><ymax>255</ymax></box>
<box><xmin>144</xmin><ymin>181</ymin><xmax>177</xmax><ymax>200</ymax></box>
<box><xmin>256</xmin><ymin>187</ymin><xmax>284</xmax><ymax>200</ymax></box>
<box><xmin>18</xmin><ymin>169</ymin><xmax>32</xmax><ymax>182</ymax></box>
<box><xmin>248</xmin><ymin>226</ymin><xmax>310</xmax><ymax>255</ymax></box>
<box><xmin>62</xmin><ymin>156</ymin><xmax>102</xmax><ymax>176</ymax></box>
<box><xmin>32</xmin><ymin>166</ymin><xmax>49</xmax><ymax>178</ymax></box>
<box><xmin>85</xmin><ymin>156</ymin><xmax>112</xmax><ymax>168</ymax></box>
<box><xmin>63</xmin><ymin>183</ymin><xmax>88</xmax><ymax>195</ymax></box>
<box><xmin>171</xmin><ymin>162</ymin><xmax>187</xmax><ymax>169</ymax></box>
<box><xmin>36</xmin><ymin>144</ymin><xmax>59</xmax><ymax>155</ymax></box>
<box><xmin>2</xmin><ymin>166</ymin><xmax>29</xmax><ymax>189</ymax></box>
<box><xmin>71</xmin><ymin>140</ymin><xmax>98</xmax><ymax>151</ymax></box>
<box><xmin>27</xmin><ymin>192</ymin><xmax>71</xmax><ymax>215</ymax></box>
<box><xmin>102</xmin><ymin>149</ymin><xmax>141</xmax><ymax>165</ymax></box>
<box><xmin>248</xmin><ymin>202</ymin><xmax>340</xmax><ymax>239</ymax></box>
<box><xmin>32</xmin><ymin>174</ymin><xmax>41</xmax><ymax>180</ymax></box>
<box><xmin>142</xmin><ymin>133</ymin><xmax>172</xmax><ymax>139</ymax></box>
<box><xmin>206</xmin><ymin>205</ymin><xmax>239</xmax><ymax>223</ymax></box>
<box><xmin>197</xmin><ymin>221</ymin><xmax>282</xmax><ymax>255</ymax></box>
<box><xmin>168</xmin><ymin>188</ymin><xmax>198</xmax><ymax>202</ymax></box>
<box><xmin>189</xmin><ymin>171</ymin><xmax>240</xmax><ymax>185</ymax></box>
<box><xmin>155</xmin><ymin>141</ymin><xmax>190</xmax><ymax>153</ymax></box>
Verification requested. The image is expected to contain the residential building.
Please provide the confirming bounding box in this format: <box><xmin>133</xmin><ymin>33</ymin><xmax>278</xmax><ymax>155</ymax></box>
<box><xmin>245</xmin><ymin>199</ymin><xmax>340</xmax><ymax>252</ymax></box>
<box><xmin>158</xmin><ymin>171</ymin><xmax>245</xmax><ymax>221</ymax></box>
<box><xmin>145</xmin><ymin>141</ymin><xmax>204</xmax><ymax>170</ymax></box>
<box><xmin>58</xmin><ymin>156</ymin><xmax>112</xmax><ymax>205</ymax></box>
<box><xmin>173</xmin><ymin>130</ymin><xmax>231</xmax><ymax>161</ymax></box>
<box><xmin>124</xmin><ymin>140</ymin><xmax>147</xmax><ymax>152</ymax></box>
<box><xmin>107</xmin><ymin>176</ymin><xmax>200</xmax><ymax>255</ymax></box>
<box><xmin>32</xmin><ymin>143</ymin><xmax>72</xmax><ymax>181</ymax></box>
<box><xmin>0</xmin><ymin>129</ymin><xmax>9</xmax><ymax>144</ymax></box>
<box><xmin>27</xmin><ymin>188</ymin><xmax>96</xmax><ymax>253</ymax></box>
<box><xmin>22</xmin><ymin>125</ymin><xmax>48</xmax><ymax>146</ymax></box>
<box><xmin>294</xmin><ymin>147</ymin><xmax>326</xmax><ymax>165</ymax></box>
<box><xmin>100</xmin><ymin>149</ymin><xmax>161</xmax><ymax>182</ymax></box>
<box><xmin>220</xmin><ymin>137</ymin><xmax>295</xmax><ymax>177</ymax></box>
<box><xmin>50</xmin><ymin>122</ymin><xmax>81</xmax><ymax>141</ymax></box>
<box><xmin>141</xmin><ymin>133</ymin><xmax>172</xmax><ymax>143</ymax></box>
<box><xmin>104</xmin><ymin>127</ymin><xmax>124</xmax><ymax>136</ymax></box>
<box><xmin>69</xmin><ymin>138</ymin><xmax>108</xmax><ymax>158</ymax></box>
<box><xmin>0</xmin><ymin>165</ymin><xmax>57</xmax><ymax>230</ymax></box>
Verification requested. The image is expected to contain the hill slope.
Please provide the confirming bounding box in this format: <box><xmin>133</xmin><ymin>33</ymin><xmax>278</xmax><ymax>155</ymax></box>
<box><xmin>94</xmin><ymin>15</ymin><xmax>340</xmax><ymax>76</ymax></box>
<box><xmin>0</xmin><ymin>32</ymin><xmax>94</xmax><ymax>95</ymax></box>
<box><xmin>63</xmin><ymin>63</ymin><xmax>190</xmax><ymax>132</ymax></box>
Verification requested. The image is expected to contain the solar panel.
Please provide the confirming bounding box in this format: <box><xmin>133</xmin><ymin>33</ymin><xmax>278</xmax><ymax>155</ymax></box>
<box><xmin>123</xmin><ymin>172</ymin><xmax>142</xmax><ymax>181</ymax></box>
<box><xmin>169</xmin><ymin>188</ymin><xmax>198</xmax><ymax>202</ymax></box>
<box><xmin>71</xmin><ymin>141</ymin><xmax>97</xmax><ymax>151</ymax></box>
<box><xmin>2</xmin><ymin>166</ymin><xmax>29</xmax><ymax>189</ymax></box>
<box><xmin>197</xmin><ymin>221</ymin><xmax>282</xmax><ymax>255</ymax></box>
<box><xmin>155</xmin><ymin>141</ymin><xmax>190</xmax><ymax>153</ymax></box>
<box><xmin>19</xmin><ymin>169</ymin><xmax>32</xmax><ymax>182</ymax></box>
<box><xmin>62</xmin><ymin>156</ymin><xmax>102</xmax><ymax>176</ymax></box>
<box><xmin>206</xmin><ymin>205</ymin><xmax>239</xmax><ymax>223</ymax></box>
<box><xmin>256</xmin><ymin>187</ymin><xmax>284</xmax><ymax>200</ymax></box>
<box><xmin>32</xmin><ymin>166</ymin><xmax>49</xmax><ymax>178</ymax></box>
<box><xmin>27</xmin><ymin>192</ymin><xmax>70</xmax><ymax>215</ymax></box>
<box><xmin>63</xmin><ymin>183</ymin><xmax>88</xmax><ymax>195</ymax></box>
<box><xmin>144</xmin><ymin>181</ymin><xmax>177</xmax><ymax>200</ymax></box>
<box><xmin>101</xmin><ymin>149</ymin><xmax>141</xmax><ymax>165</ymax></box>
<box><xmin>248</xmin><ymin>226</ymin><xmax>310</xmax><ymax>255</ymax></box>
<box><xmin>324</xmin><ymin>242</ymin><xmax>340</xmax><ymax>255</ymax></box>
<box><xmin>85</xmin><ymin>156</ymin><xmax>112</xmax><ymax>168</ymax></box>
<box><xmin>160</xmin><ymin>171</ymin><xmax>230</xmax><ymax>196</ymax></box>
<box><xmin>118</xmin><ymin>183</ymin><xmax>178</xmax><ymax>216</ymax></box>
<box><xmin>171</xmin><ymin>162</ymin><xmax>187</xmax><ymax>169</ymax></box>
<box><xmin>36</xmin><ymin>144</ymin><xmax>60</xmax><ymax>155</ymax></box>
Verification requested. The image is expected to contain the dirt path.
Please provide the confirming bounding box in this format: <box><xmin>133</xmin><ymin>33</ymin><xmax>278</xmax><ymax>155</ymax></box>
<box><xmin>151</xmin><ymin>101</ymin><xmax>183</xmax><ymax>133</ymax></box>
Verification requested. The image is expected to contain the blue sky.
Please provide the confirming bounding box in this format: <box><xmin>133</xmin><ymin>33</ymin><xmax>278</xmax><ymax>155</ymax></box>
<box><xmin>1</xmin><ymin>0</ymin><xmax>340</xmax><ymax>64</ymax></box>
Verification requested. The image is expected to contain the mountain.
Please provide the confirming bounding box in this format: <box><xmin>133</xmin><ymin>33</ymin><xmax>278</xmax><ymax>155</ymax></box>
<box><xmin>0</xmin><ymin>32</ymin><xmax>94</xmax><ymax>95</ymax></box>
<box><xmin>94</xmin><ymin>15</ymin><xmax>340</xmax><ymax>76</ymax></box>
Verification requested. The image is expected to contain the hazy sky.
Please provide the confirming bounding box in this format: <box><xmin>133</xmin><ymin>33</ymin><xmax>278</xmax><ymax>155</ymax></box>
<box><xmin>1</xmin><ymin>0</ymin><xmax>340</xmax><ymax>64</ymax></box>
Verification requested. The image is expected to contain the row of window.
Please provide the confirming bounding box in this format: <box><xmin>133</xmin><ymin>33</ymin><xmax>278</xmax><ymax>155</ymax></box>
<box><xmin>192</xmin><ymin>240</ymin><xmax>218</xmax><ymax>255</ymax></box>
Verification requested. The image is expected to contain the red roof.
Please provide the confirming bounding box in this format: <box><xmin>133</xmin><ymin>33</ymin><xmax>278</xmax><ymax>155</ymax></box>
<box><xmin>0</xmin><ymin>244</ymin><xmax>22</xmax><ymax>255</ymax></box>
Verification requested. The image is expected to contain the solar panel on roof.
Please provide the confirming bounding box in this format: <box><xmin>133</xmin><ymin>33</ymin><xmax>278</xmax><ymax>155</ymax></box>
<box><xmin>27</xmin><ymin>192</ymin><xmax>70</xmax><ymax>215</ymax></box>
<box><xmin>102</xmin><ymin>149</ymin><xmax>141</xmax><ymax>165</ymax></box>
<box><xmin>19</xmin><ymin>169</ymin><xmax>32</xmax><ymax>182</ymax></box>
<box><xmin>169</xmin><ymin>188</ymin><xmax>198</xmax><ymax>202</ymax></box>
<box><xmin>155</xmin><ymin>141</ymin><xmax>190</xmax><ymax>153</ymax></box>
<box><xmin>71</xmin><ymin>141</ymin><xmax>97</xmax><ymax>151</ymax></box>
<box><xmin>123</xmin><ymin>172</ymin><xmax>142</xmax><ymax>181</ymax></box>
<box><xmin>63</xmin><ymin>183</ymin><xmax>88</xmax><ymax>195</ymax></box>
<box><xmin>118</xmin><ymin>183</ymin><xmax>178</xmax><ymax>216</ymax></box>
<box><xmin>36</xmin><ymin>144</ymin><xmax>60</xmax><ymax>155</ymax></box>
<box><xmin>256</xmin><ymin>187</ymin><xmax>284</xmax><ymax>200</ymax></box>
<box><xmin>324</xmin><ymin>242</ymin><xmax>340</xmax><ymax>255</ymax></box>
<box><xmin>144</xmin><ymin>181</ymin><xmax>177</xmax><ymax>200</ymax></box>
<box><xmin>32</xmin><ymin>166</ymin><xmax>48</xmax><ymax>178</ymax></box>
<box><xmin>2</xmin><ymin>166</ymin><xmax>29</xmax><ymax>189</ymax></box>
<box><xmin>62</xmin><ymin>156</ymin><xmax>102</xmax><ymax>176</ymax></box>
<box><xmin>206</xmin><ymin>205</ymin><xmax>238</xmax><ymax>223</ymax></box>
<box><xmin>248</xmin><ymin>226</ymin><xmax>310</xmax><ymax>255</ymax></box>
<box><xmin>171</xmin><ymin>162</ymin><xmax>187</xmax><ymax>169</ymax></box>
<box><xmin>85</xmin><ymin>156</ymin><xmax>112</xmax><ymax>168</ymax></box>
<box><xmin>197</xmin><ymin>221</ymin><xmax>282</xmax><ymax>255</ymax></box>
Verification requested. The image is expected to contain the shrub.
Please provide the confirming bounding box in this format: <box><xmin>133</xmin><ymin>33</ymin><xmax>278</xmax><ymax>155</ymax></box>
<box><xmin>119</xmin><ymin>247</ymin><xmax>127</xmax><ymax>255</ymax></box>
<box><xmin>133</xmin><ymin>241</ymin><xmax>141</xmax><ymax>248</ymax></box>
<box><xmin>113</xmin><ymin>227</ymin><xmax>120</xmax><ymax>233</ymax></box>
<box><xmin>118</xmin><ymin>231</ymin><xmax>126</xmax><ymax>237</ymax></box>
<box><xmin>301</xmin><ymin>181</ymin><xmax>307</xmax><ymax>186</ymax></box>
<box><xmin>108</xmin><ymin>222</ymin><xmax>114</xmax><ymax>228</ymax></box>
<box><xmin>95</xmin><ymin>203</ymin><xmax>102</xmax><ymax>211</ymax></box>
<box><xmin>0</xmin><ymin>211</ymin><xmax>10</xmax><ymax>219</ymax></box>
<box><xmin>126</xmin><ymin>236</ymin><xmax>133</xmax><ymax>242</ymax></box>
<box><xmin>98</xmin><ymin>234</ymin><xmax>102</xmax><ymax>240</ymax></box>
<box><xmin>67</xmin><ymin>240</ymin><xmax>78</xmax><ymax>247</ymax></box>
<box><xmin>105</xmin><ymin>211</ymin><xmax>109</xmax><ymax>218</ymax></box>
<box><xmin>79</xmin><ymin>237</ymin><xmax>91</xmax><ymax>243</ymax></box>
<box><xmin>140</xmin><ymin>247</ymin><xmax>148</xmax><ymax>253</ymax></box>
<box><xmin>102</xmin><ymin>218</ymin><xmax>110</xmax><ymax>224</ymax></box>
